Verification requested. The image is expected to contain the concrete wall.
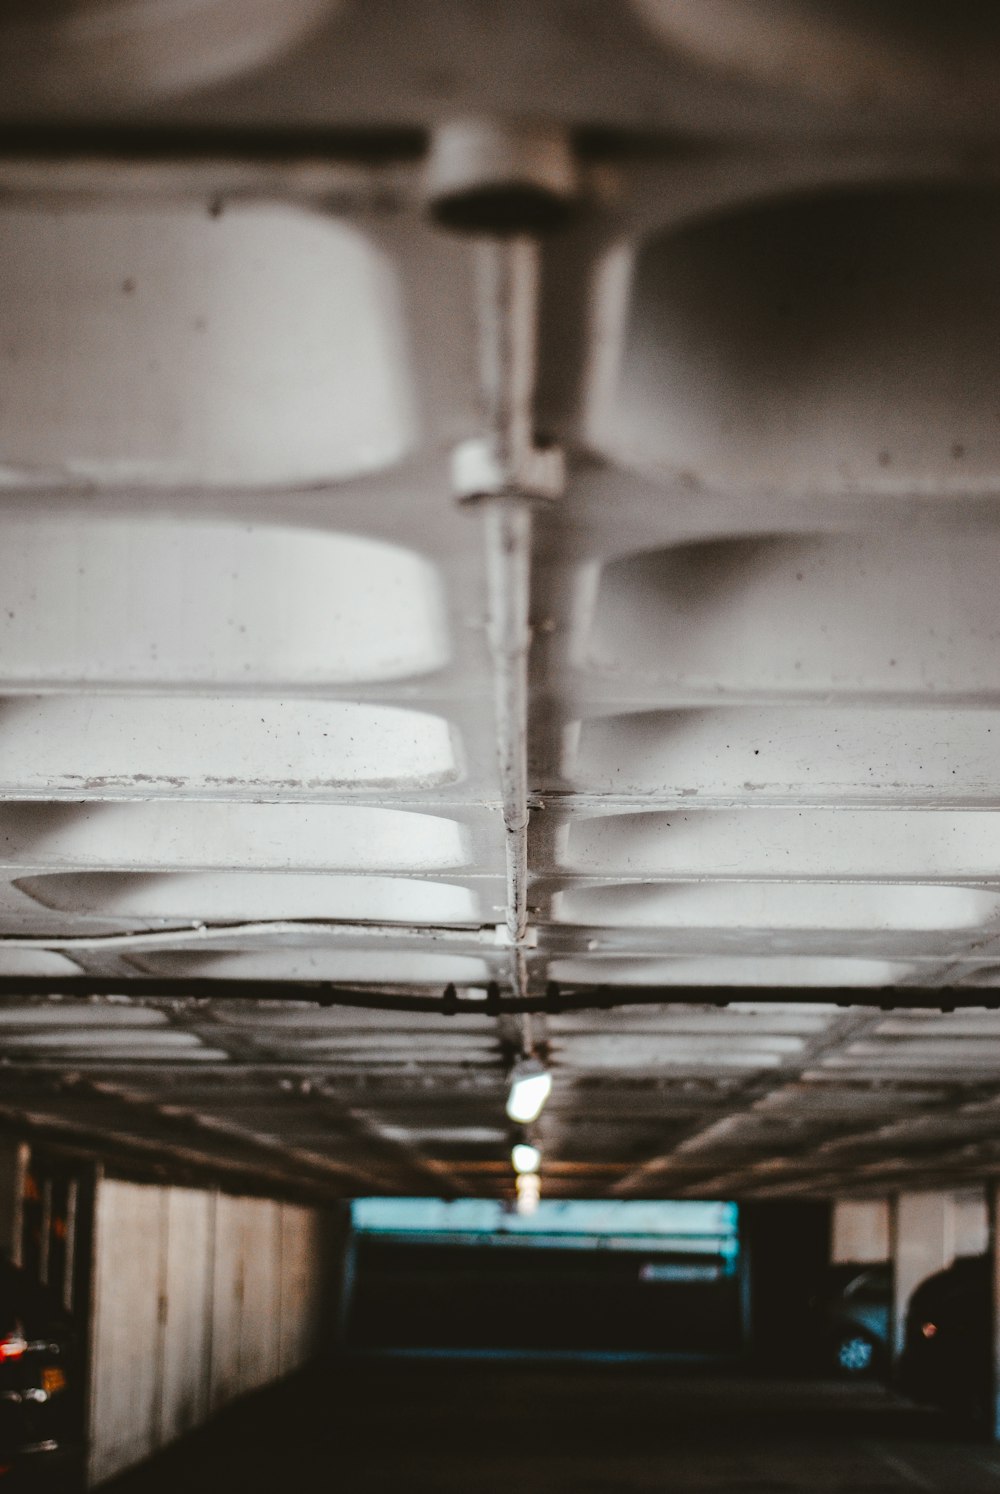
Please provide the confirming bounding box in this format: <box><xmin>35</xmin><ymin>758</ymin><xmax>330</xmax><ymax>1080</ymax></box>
<box><xmin>831</xmin><ymin>1200</ymin><xmax>891</xmax><ymax>1264</ymax></box>
<box><xmin>953</xmin><ymin>1189</ymin><xmax>989</xmax><ymax>1257</ymax></box>
<box><xmin>834</xmin><ymin>1190</ymin><xmax>988</xmax><ymax>1270</ymax></box>
<box><xmin>87</xmin><ymin>1178</ymin><xmax>341</xmax><ymax>1487</ymax></box>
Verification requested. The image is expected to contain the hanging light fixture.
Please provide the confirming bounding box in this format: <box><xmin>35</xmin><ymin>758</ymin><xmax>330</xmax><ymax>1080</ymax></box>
<box><xmin>511</xmin><ymin>1142</ymin><xmax>541</xmax><ymax>1175</ymax></box>
<box><xmin>506</xmin><ymin>1057</ymin><xmax>552</xmax><ymax>1123</ymax></box>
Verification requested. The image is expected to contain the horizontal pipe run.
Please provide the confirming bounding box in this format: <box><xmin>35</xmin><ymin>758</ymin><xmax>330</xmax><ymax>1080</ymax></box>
<box><xmin>0</xmin><ymin>978</ymin><xmax>993</xmax><ymax>1014</ymax></box>
<box><xmin>0</xmin><ymin>123</ymin><xmax>427</xmax><ymax>163</ymax></box>
<box><xmin>0</xmin><ymin>920</ymin><xmax>495</xmax><ymax>953</ymax></box>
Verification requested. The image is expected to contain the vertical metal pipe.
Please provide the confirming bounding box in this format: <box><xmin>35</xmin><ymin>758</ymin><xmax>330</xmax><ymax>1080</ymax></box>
<box><xmin>476</xmin><ymin>237</ymin><xmax>539</xmax><ymax>478</ymax></box>
<box><xmin>475</xmin><ymin>239</ymin><xmax>541</xmax><ymax>961</ymax></box>
<box><xmin>483</xmin><ymin>499</ymin><xmax>532</xmax><ymax>945</ymax></box>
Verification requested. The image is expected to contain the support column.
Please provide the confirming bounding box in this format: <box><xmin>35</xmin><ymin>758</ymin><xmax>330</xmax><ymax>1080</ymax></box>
<box><xmin>990</xmin><ymin>1186</ymin><xmax>1000</xmax><ymax>1442</ymax></box>
<box><xmin>891</xmin><ymin>1191</ymin><xmax>957</xmax><ymax>1361</ymax></box>
<box><xmin>0</xmin><ymin>1142</ymin><xmax>28</xmax><ymax>1265</ymax></box>
<box><xmin>831</xmin><ymin>1199</ymin><xmax>890</xmax><ymax>1265</ymax></box>
<box><xmin>954</xmin><ymin>1188</ymin><xmax>989</xmax><ymax>1258</ymax></box>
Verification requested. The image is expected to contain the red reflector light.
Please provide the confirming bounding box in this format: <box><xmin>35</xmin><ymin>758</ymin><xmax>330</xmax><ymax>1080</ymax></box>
<box><xmin>0</xmin><ymin>1335</ymin><xmax>27</xmax><ymax>1361</ymax></box>
<box><xmin>921</xmin><ymin>1321</ymin><xmax>937</xmax><ymax>1339</ymax></box>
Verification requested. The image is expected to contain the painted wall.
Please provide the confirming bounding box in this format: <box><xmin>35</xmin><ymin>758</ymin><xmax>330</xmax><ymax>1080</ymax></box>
<box><xmin>831</xmin><ymin>1200</ymin><xmax>891</xmax><ymax>1264</ymax></box>
<box><xmin>87</xmin><ymin>1178</ymin><xmax>342</xmax><ymax>1486</ymax></box>
<box><xmin>891</xmin><ymin>1187</ymin><xmax>988</xmax><ymax>1357</ymax></box>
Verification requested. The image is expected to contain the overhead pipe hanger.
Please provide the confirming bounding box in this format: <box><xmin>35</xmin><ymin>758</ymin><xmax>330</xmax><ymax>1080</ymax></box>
<box><xmin>425</xmin><ymin>117</ymin><xmax>579</xmax><ymax>239</ymax></box>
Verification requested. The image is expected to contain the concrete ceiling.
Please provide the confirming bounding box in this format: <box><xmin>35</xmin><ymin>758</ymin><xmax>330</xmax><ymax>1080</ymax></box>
<box><xmin>1</xmin><ymin>0</ymin><xmax>1000</xmax><ymax>1203</ymax></box>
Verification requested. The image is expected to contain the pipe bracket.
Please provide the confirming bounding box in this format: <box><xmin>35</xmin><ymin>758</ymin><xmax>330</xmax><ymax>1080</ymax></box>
<box><xmin>452</xmin><ymin>434</ymin><xmax>564</xmax><ymax>505</ymax></box>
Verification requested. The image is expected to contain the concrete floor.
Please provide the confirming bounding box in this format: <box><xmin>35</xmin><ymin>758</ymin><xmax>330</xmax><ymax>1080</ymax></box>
<box><xmin>105</xmin><ymin>1358</ymin><xmax>1000</xmax><ymax>1494</ymax></box>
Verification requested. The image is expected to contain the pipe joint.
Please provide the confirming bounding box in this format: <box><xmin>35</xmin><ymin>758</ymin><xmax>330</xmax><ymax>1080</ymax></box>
<box><xmin>452</xmin><ymin>434</ymin><xmax>563</xmax><ymax>505</ymax></box>
<box><xmin>425</xmin><ymin>118</ymin><xmax>578</xmax><ymax>236</ymax></box>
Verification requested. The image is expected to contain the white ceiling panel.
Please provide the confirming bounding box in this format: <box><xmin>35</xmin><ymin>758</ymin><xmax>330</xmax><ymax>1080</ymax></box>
<box><xmin>0</xmin><ymin>2</ymin><xmax>998</xmax><ymax>1204</ymax></box>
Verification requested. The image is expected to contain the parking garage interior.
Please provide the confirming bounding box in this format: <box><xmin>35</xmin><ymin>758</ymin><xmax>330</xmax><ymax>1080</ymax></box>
<box><xmin>5</xmin><ymin>2</ymin><xmax>1000</xmax><ymax>1490</ymax></box>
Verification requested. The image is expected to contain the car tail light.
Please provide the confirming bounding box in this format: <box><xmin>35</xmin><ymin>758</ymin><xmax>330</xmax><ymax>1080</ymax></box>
<box><xmin>921</xmin><ymin>1321</ymin><xmax>938</xmax><ymax>1339</ymax></box>
<box><xmin>0</xmin><ymin>1334</ymin><xmax>27</xmax><ymax>1362</ymax></box>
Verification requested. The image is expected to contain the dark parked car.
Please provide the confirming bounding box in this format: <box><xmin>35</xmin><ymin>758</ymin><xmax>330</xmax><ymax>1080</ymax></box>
<box><xmin>815</xmin><ymin>1262</ymin><xmax>891</xmax><ymax>1378</ymax></box>
<box><xmin>899</xmin><ymin>1254</ymin><xmax>990</xmax><ymax>1421</ymax></box>
<box><xmin>0</xmin><ymin>1261</ymin><xmax>82</xmax><ymax>1488</ymax></box>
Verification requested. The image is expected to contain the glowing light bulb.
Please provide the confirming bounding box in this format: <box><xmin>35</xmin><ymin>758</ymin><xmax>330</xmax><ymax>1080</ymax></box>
<box><xmin>512</xmin><ymin>1143</ymin><xmax>541</xmax><ymax>1175</ymax></box>
<box><xmin>506</xmin><ymin>1060</ymin><xmax>552</xmax><ymax>1123</ymax></box>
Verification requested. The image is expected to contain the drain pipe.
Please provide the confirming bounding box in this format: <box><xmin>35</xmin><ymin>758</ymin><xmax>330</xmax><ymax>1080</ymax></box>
<box><xmin>465</xmin><ymin>236</ymin><xmax>549</xmax><ymax>950</ymax></box>
<box><xmin>482</xmin><ymin>492</ymin><xmax>533</xmax><ymax>948</ymax></box>
<box><xmin>455</xmin><ymin>240</ymin><xmax>561</xmax><ymax>999</ymax></box>
<box><xmin>424</xmin><ymin>122</ymin><xmax>573</xmax><ymax>997</ymax></box>
<box><xmin>482</xmin><ymin>485</ymin><xmax>534</xmax><ymax>1006</ymax></box>
<box><xmin>427</xmin><ymin>122</ymin><xmax>573</xmax><ymax>996</ymax></box>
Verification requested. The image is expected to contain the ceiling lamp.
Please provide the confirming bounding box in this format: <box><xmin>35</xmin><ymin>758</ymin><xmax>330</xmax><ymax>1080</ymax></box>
<box><xmin>506</xmin><ymin>1058</ymin><xmax>552</xmax><ymax>1124</ymax></box>
<box><xmin>511</xmin><ymin>1142</ymin><xmax>541</xmax><ymax>1175</ymax></box>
